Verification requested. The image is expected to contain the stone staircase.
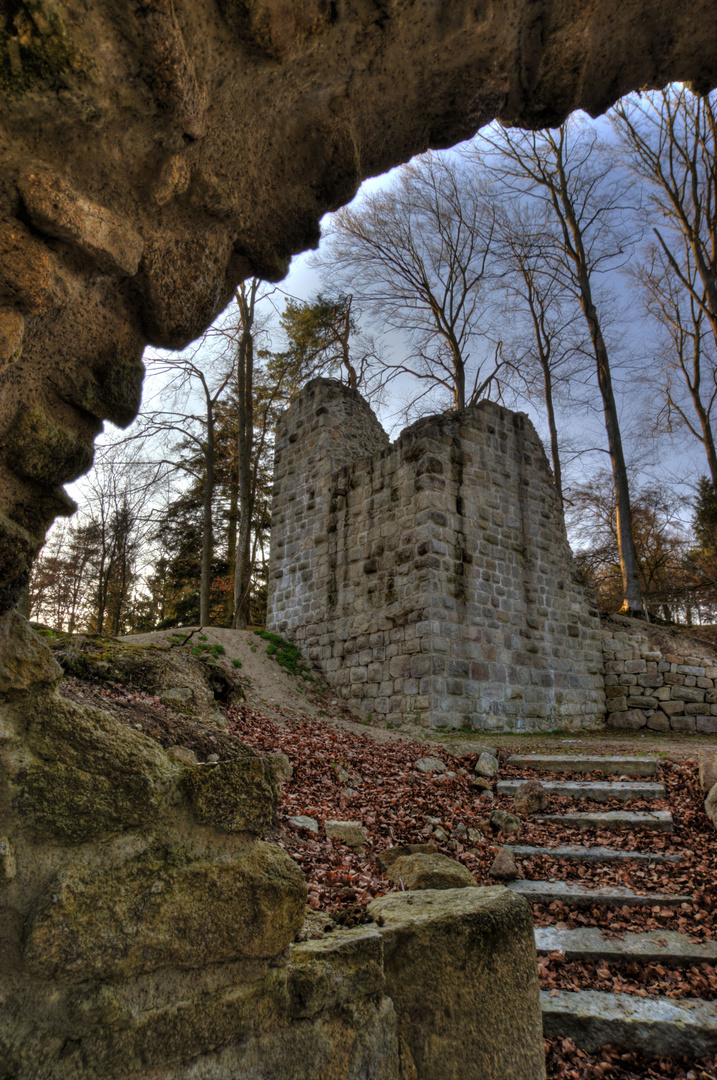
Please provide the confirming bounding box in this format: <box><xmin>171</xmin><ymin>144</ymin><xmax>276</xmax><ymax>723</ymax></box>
<box><xmin>503</xmin><ymin>753</ymin><xmax>717</xmax><ymax>1061</ymax></box>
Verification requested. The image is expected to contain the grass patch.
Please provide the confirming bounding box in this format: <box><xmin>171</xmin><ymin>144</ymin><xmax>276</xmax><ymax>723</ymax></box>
<box><xmin>190</xmin><ymin>641</ymin><xmax>226</xmax><ymax>661</ymax></box>
<box><xmin>253</xmin><ymin>629</ymin><xmax>312</xmax><ymax>680</ymax></box>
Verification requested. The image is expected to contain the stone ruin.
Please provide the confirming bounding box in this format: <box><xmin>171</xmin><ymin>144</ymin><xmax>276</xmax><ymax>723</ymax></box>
<box><xmin>268</xmin><ymin>378</ymin><xmax>605</xmax><ymax>732</ymax></box>
<box><xmin>1</xmin><ymin>1</ymin><xmax>716</xmax><ymax>1076</ymax></box>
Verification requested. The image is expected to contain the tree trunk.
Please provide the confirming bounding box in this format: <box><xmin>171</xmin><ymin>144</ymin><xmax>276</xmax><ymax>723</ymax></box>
<box><xmin>589</xmin><ymin>304</ymin><xmax>644</xmax><ymax>616</ymax></box>
<box><xmin>554</xmin><ymin>153</ymin><xmax>645</xmax><ymax>617</ymax></box>
<box><xmin>692</xmin><ymin>393</ymin><xmax>717</xmax><ymax>494</ymax></box>
<box><xmin>233</xmin><ymin>282</ymin><xmax>257</xmax><ymax>629</ymax></box>
<box><xmin>542</xmin><ymin>361</ymin><xmax>563</xmax><ymax>508</ymax></box>
<box><xmin>200</xmin><ymin>409</ymin><xmax>215</xmax><ymax>626</ymax></box>
<box><xmin>225</xmin><ymin>445</ymin><xmax>239</xmax><ymax>624</ymax></box>
<box><xmin>340</xmin><ymin>302</ymin><xmax>358</xmax><ymax>389</ymax></box>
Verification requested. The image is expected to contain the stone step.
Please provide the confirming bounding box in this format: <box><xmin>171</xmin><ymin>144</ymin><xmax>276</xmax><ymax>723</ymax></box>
<box><xmin>507</xmin><ymin>879</ymin><xmax>690</xmax><ymax>908</ymax></box>
<box><xmin>535</xmin><ymin>926</ymin><xmax>717</xmax><ymax>965</ymax></box>
<box><xmin>541</xmin><ymin>989</ymin><xmax>717</xmax><ymax>1057</ymax></box>
<box><xmin>508</xmin><ymin>844</ymin><xmax>680</xmax><ymax>865</ymax></box>
<box><xmin>535</xmin><ymin>810</ymin><xmax>673</xmax><ymax>833</ymax></box>
<box><xmin>497</xmin><ymin>779</ymin><xmax>666</xmax><ymax>802</ymax></box>
<box><xmin>508</xmin><ymin>754</ymin><xmax>658</xmax><ymax>776</ymax></box>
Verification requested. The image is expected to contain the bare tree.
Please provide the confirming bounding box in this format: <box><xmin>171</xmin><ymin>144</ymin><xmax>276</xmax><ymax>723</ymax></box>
<box><xmin>496</xmin><ymin>202</ymin><xmax>587</xmax><ymax>507</ymax></box>
<box><xmin>132</xmin><ymin>344</ymin><xmax>233</xmax><ymax>625</ymax></box>
<box><xmin>476</xmin><ymin>120</ymin><xmax>646</xmax><ymax>617</ymax></box>
<box><xmin>612</xmin><ymin>87</ymin><xmax>717</xmax><ymax>490</ymax></box>
<box><xmin>315</xmin><ymin>152</ymin><xmax>507</xmax><ymax>416</ymax></box>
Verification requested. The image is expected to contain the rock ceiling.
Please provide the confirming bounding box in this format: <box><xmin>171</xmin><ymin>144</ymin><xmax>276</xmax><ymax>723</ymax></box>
<box><xmin>1</xmin><ymin>0</ymin><xmax>716</xmax><ymax>611</ymax></box>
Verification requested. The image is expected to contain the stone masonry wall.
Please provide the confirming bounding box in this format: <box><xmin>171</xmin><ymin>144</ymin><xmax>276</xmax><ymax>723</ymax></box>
<box><xmin>603</xmin><ymin>618</ymin><xmax>717</xmax><ymax>734</ymax></box>
<box><xmin>268</xmin><ymin>379</ymin><xmax>605</xmax><ymax>732</ymax></box>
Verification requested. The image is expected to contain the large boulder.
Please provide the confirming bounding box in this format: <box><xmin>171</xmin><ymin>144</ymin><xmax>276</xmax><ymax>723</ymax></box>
<box><xmin>386</xmin><ymin>853</ymin><xmax>477</xmax><ymax>891</ymax></box>
<box><xmin>369</xmin><ymin>887</ymin><xmax>546</xmax><ymax>1080</ymax></box>
<box><xmin>706</xmin><ymin>783</ymin><xmax>717</xmax><ymax>830</ymax></box>
<box><xmin>49</xmin><ymin>633</ymin><xmax>235</xmax><ymax>726</ymax></box>
<box><xmin>699</xmin><ymin>749</ymin><xmax>717</xmax><ymax>794</ymax></box>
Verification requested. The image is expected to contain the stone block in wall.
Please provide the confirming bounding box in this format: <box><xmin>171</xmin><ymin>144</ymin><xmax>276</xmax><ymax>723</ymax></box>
<box><xmin>661</xmin><ymin>700</ymin><xmax>686</xmax><ymax>716</ymax></box>
<box><xmin>638</xmin><ymin>674</ymin><xmax>663</xmax><ymax>688</ymax></box>
<box><xmin>672</xmin><ymin>687</ymin><xmax>705</xmax><ymax>703</ymax></box>
<box><xmin>627</xmin><ymin>695</ymin><xmax>655</xmax><ymax>709</ymax></box>
<box><xmin>24</xmin><ymin>841</ymin><xmax>307</xmax><ymax>981</ymax></box>
<box><xmin>607</xmin><ymin>709</ymin><xmax>647</xmax><ymax>729</ymax></box>
<box><xmin>677</xmin><ymin>664</ymin><xmax>706</xmax><ymax>677</ymax></box>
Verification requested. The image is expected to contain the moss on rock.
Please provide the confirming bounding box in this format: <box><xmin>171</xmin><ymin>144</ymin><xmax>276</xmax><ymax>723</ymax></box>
<box><xmin>0</xmin><ymin>0</ymin><xmax>91</xmax><ymax>98</ymax></box>
<box><xmin>0</xmin><ymin>609</ymin><xmax>61</xmax><ymax>695</ymax></box>
<box><xmin>182</xmin><ymin>757</ymin><xmax>279</xmax><ymax>834</ymax></box>
<box><xmin>17</xmin><ymin>695</ymin><xmax>174</xmax><ymax>843</ymax></box>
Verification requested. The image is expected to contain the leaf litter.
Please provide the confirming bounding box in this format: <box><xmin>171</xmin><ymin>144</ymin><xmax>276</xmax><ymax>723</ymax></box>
<box><xmin>60</xmin><ymin>674</ymin><xmax>717</xmax><ymax>1080</ymax></box>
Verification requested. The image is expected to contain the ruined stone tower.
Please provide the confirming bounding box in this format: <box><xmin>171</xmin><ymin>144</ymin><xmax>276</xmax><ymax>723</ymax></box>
<box><xmin>268</xmin><ymin>379</ymin><xmax>605</xmax><ymax>732</ymax></box>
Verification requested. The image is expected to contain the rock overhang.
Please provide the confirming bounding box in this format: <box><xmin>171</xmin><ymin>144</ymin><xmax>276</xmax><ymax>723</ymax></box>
<box><xmin>1</xmin><ymin>0</ymin><xmax>717</xmax><ymax>608</ymax></box>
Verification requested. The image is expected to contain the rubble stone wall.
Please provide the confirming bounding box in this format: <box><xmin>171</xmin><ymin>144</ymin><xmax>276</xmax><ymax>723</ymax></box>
<box><xmin>603</xmin><ymin>621</ymin><xmax>717</xmax><ymax>734</ymax></box>
<box><xmin>268</xmin><ymin>379</ymin><xmax>605</xmax><ymax>732</ymax></box>
<box><xmin>0</xmin><ymin>612</ymin><xmax>546</xmax><ymax>1080</ymax></box>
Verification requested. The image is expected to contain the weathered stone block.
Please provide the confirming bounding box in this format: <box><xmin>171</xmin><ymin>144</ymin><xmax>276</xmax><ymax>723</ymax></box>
<box><xmin>24</xmin><ymin>841</ymin><xmax>307</xmax><ymax>981</ymax></box>
<box><xmin>183</xmin><ymin>758</ymin><xmax>279</xmax><ymax>834</ymax></box>
<box><xmin>17</xmin><ymin>697</ymin><xmax>176</xmax><ymax>844</ymax></box>
<box><xmin>369</xmin><ymin>887</ymin><xmax>546</xmax><ymax>1080</ymax></box>
<box><xmin>325</xmin><ymin>820</ymin><xmax>367</xmax><ymax>849</ymax></box>
<box><xmin>289</xmin><ymin>926</ymin><xmax>385</xmax><ymax>1020</ymax></box>
<box><xmin>672</xmin><ymin>686</ymin><xmax>705</xmax><ymax>702</ymax></box>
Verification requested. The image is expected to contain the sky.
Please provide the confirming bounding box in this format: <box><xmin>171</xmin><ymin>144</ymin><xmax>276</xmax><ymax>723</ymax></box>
<box><xmin>62</xmin><ymin>101</ymin><xmax>711</xmax><ymax>556</ymax></box>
